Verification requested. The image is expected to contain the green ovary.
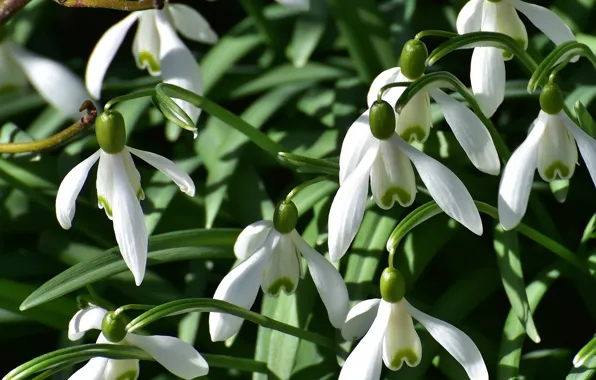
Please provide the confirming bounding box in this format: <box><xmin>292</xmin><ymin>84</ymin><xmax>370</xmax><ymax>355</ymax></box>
<box><xmin>98</xmin><ymin>196</ymin><xmax>112</xmax><ymax>217</ymax></box>
<box><xmin>138</xmin><ymin>51</ymin><xmax>160</xmax><ymax>73</ymax></box>
<box><xmin>390</xmin><ymin>349</ymin><xmax>420</xmax><ymax>370</ymax></box>
<box><xmin>381</xmin><ymin>187</ymin><xmax>412</xmax><ymax>207</ymax></box>
<box><xmin>544</xmin><ymin>161</ymin><xmax>570</xmax><ymax>181</ymax></box>
<box><xmin>399</xmin><ymin>125</ymin><xmax>427</xmax><ymax>143</ymax></box>
<box><xmin>267</xmin><ymin>277</ymin><xmax>295</xmax><ymax>296</ymax></box>
<box><xmin>502</xmin><ymin>38</ymin><xmax>526</xmax><ymax>59</ymax></box>
<box><xmin>116</xmin><ymin>370</ymin><xmax>138</xmax><ymax>380</ymax></box>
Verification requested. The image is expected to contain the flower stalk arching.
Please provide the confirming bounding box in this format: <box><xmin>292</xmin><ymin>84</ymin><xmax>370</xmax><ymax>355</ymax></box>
<box><xmin>0</xmin><ymin>101</ymin><xmax>96</xmax><ymax>154</ymax></box>
<box><xmin>285</xmin><ymin>176</ymin><xmax>328</xmax><ymax>202</ymax></box>
<box><xmin>414</xmin><ymin>30</ymin><xmax>459</xmax><ymax>40</ymax></box>
<box><xmin>53</xmin><ymin>0</ymin><xmax>164</xmax><ymax>10</ymax></box>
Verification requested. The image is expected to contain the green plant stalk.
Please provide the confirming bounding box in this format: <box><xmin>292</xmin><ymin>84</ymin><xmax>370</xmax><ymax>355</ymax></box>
<box><xmin>0</xmin><ymin>101</ymin><xmax>96</xmax><ymax>154</ymax></box>
<box><xmin>126</xmin><ymin>298</ymin><xmax>343</xmax><ymax>356</ymax></box>
<box><xmin>104</xmin><ymin>89</ymin><xmax>155</xmax><ymax>110</ymax></box>
<box><xmin>52</xmin><ymin>0</ymin><xmax>163</xmax><ymax>10</ymax></box>
<box><xmin>415</xmin><ymin>30</ymin><xmax>459</xmax><ymax>40</ymax></box>
<box><xmin>286</xmin><ymin>176</ymin><xmax>328</xmax><ymax>201</ymax></box>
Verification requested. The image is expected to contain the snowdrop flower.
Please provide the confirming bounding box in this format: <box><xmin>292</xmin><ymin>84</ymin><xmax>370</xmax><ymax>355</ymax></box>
<box><xmin>339</xmin><ymin>268</ymin><xmax>488</xmax><ymax>380</ymax></box>
<box><xmin>209</xmin><ymin>200</ymin><xmax>349</xmax><ymax>341</ymax></box>
<box><xmin>86</xmin><ymin>2</ymin><xmax>218</xmax><ymax>124</ymax></box>
<box><xmin>328</xmin><ymin>91</ymin><xmax>483</xmax><ymax>262</ymax></box>
<box><xmin>0</xmin><ymin>40</ymin><xmax>89</xmax><ymax>119</ymax></box>
<box><xmin>457</xmin><ymin>0</ymin><xmax>575</xmax><ymax>117</ymax></box>
<box><xmin>499</xmin><ymin>83</ymin><xmax>596</xmax><ymax>230</ymax></box>
<box><xmin>68</xmin><ymin>306</ymin><xmax>208</xmax><ymax>379</ymax></box>
<box><xmin>370</xmin><ymin>40</ymin><xmax>500</xmax><ymax>175</ymax></box>
<box><xmin>55</xmin><ymin>110</ymin><xmax>195</xmax><ymax>285</ymax></box>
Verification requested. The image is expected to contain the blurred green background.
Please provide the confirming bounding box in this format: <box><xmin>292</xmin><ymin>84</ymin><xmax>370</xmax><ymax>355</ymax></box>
<box><xmin>0</xmin><ymin>0</ymin><xmax>595</xmax><ymax>379</ymax></box>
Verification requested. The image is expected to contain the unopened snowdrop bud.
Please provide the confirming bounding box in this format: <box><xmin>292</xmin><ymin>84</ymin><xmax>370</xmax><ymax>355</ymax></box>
<box><xmin>370</xmin><ymin>101</ymin><xmax>396</xmax><ymax>140</ymax></box>
<box><xmin>273</xmin><ymin>200</ymin><xmax>298</xmax><ymax>233</ymax></box>
<box><xmin>540</xmin><ymin>83</ymin><xmax>564</xmax><ymax>115</ymax></box>
<box><xmin>399</xmin><ymin>39</ymin><xmax>428</xmax><ymax>80</ymax></box>
<box><xmin>101</xmin><ymin>311</ymin><xmax>127</xmax><ymax>343</ymax></box>
<box><xmin>380</xmin><ymin>267</ymin><xmax>406</xmax><ymax>303</ymax></box>
<box><xmin>95</xmin><ymin>110</ymin><xmax>126</xmax><ymax>154</ymax></box>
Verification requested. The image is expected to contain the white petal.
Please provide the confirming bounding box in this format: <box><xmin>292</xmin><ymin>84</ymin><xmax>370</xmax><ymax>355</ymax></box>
<box><xmin>132</xmin><ymin>12</ymin><xmax>161</xmax><ymax>76</ymax></box>
<box><xmin>127</xmin><ymin>334</ymin><xmax>209</xmax><ymax>379</ymax></box>
<box><xmin>339</xmin><ymin>110</ymin><xmax>378</xmax><ymax>184</ymax></box>
<box><xmin>495</xmin><ymin>2</ymin><xmax>528</xmax><ymax>52</ymax></box>
<box><xmin>512</xmin><ymin>0</ymin><xmax>575</xmax><ymax>46</ymax></box>
<box><xmin>109</xmin><ymin>152</ymin><xmax>148</xmax><ymax>286</ymax></box>
<box><xmin>341</xmin><ymin>298</ymin><xmax>381</xmax><ymax>341</ymax></box>
<box><xmin>127</xmin><ymin>146</ymin><xmax>195</xmax><ymax>196</ymax></box>
<box><xmin>234</xmin><ymin>220</ymin><xmax>274</xmax><ymax>260</ymax></box>
<box><xmin>168</xmin><ymin>4</ymin><xmax>218</xmax><ymax>44</ymax></box>
<box><xmin>55</xmin><ymin>150</ymin><xmax>100</xmax><ymax>229</ymax></box>
<box><xmin>291</xmin><ymin>230</ymin><xmax>349</xmax><ymax>328</ymax></box>
<box><xmin>338</xmin><ymin>301</ymin><xmax>390</xmax><ymax>380</ymax></box>
<box><xmin>370</xmin><ymin>140</ymin><xmax>416</xmax><ymax>209</ymax></box>
<box><xmin>122</xmin><ymin>147</ymin><xmax>144</xmax><ymax>200</ymax></box>
<box><xmin>209</xmin><ymin>233</ymin><xmax>278</xmax><ymax>341</ymax></box>
<box><xmin>537</xmin><ymin>113</ymin><xmax>578</xmax><ymax>181</ymax></box>
<box><xmin>85</xmin><ymin>13</ymin><xmax>139</xmax><ymax>99</ymax></box>
<box><xmin>6</xmin><ymin>43</ymin><xmax>90</xmax><ymax>119</ymax></box>
<box><xmin>328</xmin><ymin>146</ymin><xmax>378</xmax><ymax>262</ymax></box>
<box><xmin>469</xmin><ymin>47</ymin><xmax>505</xmax><ymax>118</ymax></box>
<box><xmin>396</xmin><ymin>89</ymin><xmax>432</xmax><ymax>143</ymax></box>
<box><xmin>0</xmin><ymin>45</ymin><xmax>27</xmax><ymax>90</ymax></box>
<box><xmin>394</xmin><ymin>135</ymin><xmax>483</xmax><ymax>235</ymax></box>
<box><xmin>456</xmin><ymin>0</ymin><xmax>484</xmax><ymax>34</ymax></box>
<box><xmin>367</xmin><ymin>67</ymin><xmax>406</xmax><ymax>108</ymax></box>
<box><xmin>155</xmin><ymin>11</ymin><xmax>203</xmax><ymax>124</ymax></box>
<box><xmin>498</xmin><ymin>113</ymin><xmax>546</xmax><ymax>230</ymax></box>
<box><xmin>406</xmin><ymin>300</ymin><xmax>489</xmax><ymax>380</ymax></box>
<box><xmin>68</xmin><ymin>306</ymin><xmax>107</xmax><ymax>341</ymax></box>
<box><xmin>276</xmin><ymin>0</ymin><xmax>310</xmax><ymax>11</ymax></box>
<box><xmin>97</xmin><ymin>151</ymin><xmax>114</xmax><ymax>219</ymax></box>
<box><xmin>430</xmin><ymin>89</ymin><xmax>500</xmax><ymax>175</ymax></box>
<box><xmin>67</xmin><ymin>357</ymin><xmax>108</xmax><ymax>380</ymax></box>
<box><xmin>562</xmin><ymin>114</ymin><xmax>596</xmax><ymax>188</ymax></box>
<box><xmin>261</xmin><ymin>234</ymin><xmax>301</xmax><ymax>296</ymax></box>
<box><xmin>103</xmin><ymin>359</ymin><xmax>139</xmax><ymax>380</ymax></box>
<box><xmin>382</xmin><ymin>300</ymin><xmax>422</xmax><ymax>370</ymax></box>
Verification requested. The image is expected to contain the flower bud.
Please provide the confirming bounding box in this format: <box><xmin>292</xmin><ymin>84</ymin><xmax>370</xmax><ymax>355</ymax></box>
<box><xmin>101</xmin><ymin>311</ymin><xmax>127</xmax><ymax>343</ymax></box>
<box><xmin>380</xmin><ymin>267</ymin><xmax>406</xmax><ymax>303</ymax></box>
<box><xmin>369</xmin><ymin>101</ymin><xmax>396</xmax><ymax>140</ymax></box>
<box><xmin>96</xmin><ymin>110</ymin><xmax>126</xmax><ymax>154</ymax></box>
<box><xmin>539</xmin><ymin>83</ymin><xmax>564</xmax><ymax>115</ymax></box>
<box><xmin>273</xmin><ymin>200</ymin><xmax>298</xmax><ymax>234</ymax></box>
<box><xmin>400</xmin><ymin>39</ymin><xmax>428</xmax><ymax>80</ymax></box>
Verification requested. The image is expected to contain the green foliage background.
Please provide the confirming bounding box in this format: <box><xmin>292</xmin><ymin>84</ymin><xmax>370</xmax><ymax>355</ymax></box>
<box><xmin>0</xmin><ymin>0</ymin><xmax>595</xmax><ymax>379</ymax></box>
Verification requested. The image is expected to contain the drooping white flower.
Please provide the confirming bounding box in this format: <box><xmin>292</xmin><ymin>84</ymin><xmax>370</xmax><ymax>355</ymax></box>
<box><xmin>68</xmin><ymin>306</ymin><xmax>208</xmax><ymax>379</ymax></box>
<box><xmin>0</xmin><ymin>41</ymin><xmax>89</xmax><ymax>119</ymax></box>
<box><xmin>55</xmin><ymin>111</ymin><xmax>195</xmax><ymax>286</ymax></box>
<box><xmin>328</xmin><ymin>92</ymin><xmax>483</xmax><ymax>262</ymax></box>
<box><xmin>339</xmin><ymin>298</ymin><xmax>488</xmax><ymax>380</ymax></box>
<box><xmin>85</xmin><ymin>2</ymin><xmax>218</xmax><ymax>124</ymax></box>
<box><xmin>498</xmin><ymin>110</ymin><xmax>596</xmax><ymax>230</ymax></box>
<box><xmin>209</xmin><ymin>203</ymin><xmax>349</xmax><ymax>341</ymax></box>
<box><xmin>456</xmin><ymin>0</ymin><xmax>575</xmax><ymax>117</ymax></box>
<box><xmin>368</xmin><ymin>66</ymin><xmax>500</xmax><ymax>175</ymax></box>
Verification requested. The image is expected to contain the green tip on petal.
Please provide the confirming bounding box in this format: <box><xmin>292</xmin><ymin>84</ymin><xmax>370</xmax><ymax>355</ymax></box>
<box><xmin>380</xmin><ymin>267</ymin><xmax>406</xmax><ymax>303</ymax></box>
<box><xmin>399</xmin><ymin>125</ymin><xmax>428</xmax><ymax>143</ymax></box>
<box><xmin>381</xmin><ymin>186</ymin><xmax>413</xmax><ymax>208</ymax></box>
<box><xmin>267</xmin><ymin>277</ymin><xmax>296</xmax><ymax>296</ymax></box>
<box><xmin>390</xmin><ymin>349</ymin><xmax>420</xmax><ymax>370</ymax></box>
<box><xmin>502</xmin><ymin>38</ymin><xmax>526</xmax><ymax>59</ymax></box>
<box><xmin>540</xmin><ymin>83</ymin><xmax>564</xmax><ymax>115</ymax></box>
<box><xmin>98</xmin><ymin>195</ymin><xmax>113</xmax><ymax>217</ymax></box>
<box><xmin>116</xmin><ymin>371</ymin><xmax>139</xmax><ymax>380</ymax></box>
<box><xmin>544</xmin><ymin>161</ymin><xmax>571</xmax><ymax>181</ymax></box>
<box><xmin>400</xmin><ymin>39</ymin><xmax>428</xmax><ymax>80</ymax></box>
<box><xmin>138</xmin><ymin>51</ymin><xmax>161</xmax><ymax>74</ymax></box>
<box><xmin>96</xmin><ymin>110</ymin><xmax>127</xmax><ymax>154</ymax></box>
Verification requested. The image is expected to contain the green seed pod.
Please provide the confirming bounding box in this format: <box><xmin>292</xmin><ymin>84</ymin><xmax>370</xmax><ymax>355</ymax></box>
<box><xmin>370</xmin><ymin>101</ymin><xmax>396</xmax><ymax>140</ymax></box>
<box><xmin>96</xmin><ymin>110</ymin><xmax>126</xmax><ymax>154</ymax></box>
<box><xmin>273</xmin><ymin>200</ymin><xmax>298</xmax><ymax>234</ymax></box>
<box><xmin>400</xmin><ymin>39</ymin><xmax>428</xmax><ymax>80</ymax></box>
<box><xmin>101</xmin><ymin>311</ymin><xmax>127</xmax><ymax>343</ymax></box>
<box><xmin>380</xmin><ymin>267</ymin><xmax>406</xmax><ymax>303</ymax></box>
<box><xmin>540</xmin><ymin>83</ymin><xmax>564</xmax><ymax>115</ymax></box>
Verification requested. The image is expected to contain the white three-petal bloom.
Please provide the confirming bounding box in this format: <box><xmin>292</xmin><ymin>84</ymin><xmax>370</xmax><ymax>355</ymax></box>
<box><xmin>368</xmin><ymin>67</ymin><xmax>500</xmax><ymax>175</ymax></box>
<box><xmin>68</xmin><ymin>306</ymin><xmax>208</xmax><ymax>379</ymax></box>
<box><xmin>55</xmin><ymin>146</ymin><xmax>195</xmax><ymax>285</ymax></box>
<box><xmin>0</xmin><ymin>41</ymin><xmax>89</xmax><ymax>119</ymax></box>
<box><xmin>456</xmin><ymin>0</ymin><xmax>575</xmax><ymax>117</ymax></box>
<box><xmin>499</xmin><ymin>111</ymin><xmax>596</xmax><ymax>230</ymax></box>
<box><xmin>85</xmin><ymin>2</ymin><xmax>217</xmax><ymax>124</ymax></box>
<box><xmin>339</xmin><ymin>298</ymin><xmax>488</xmax><ymax>380</ymax></box>
<box><xmin>328</xmin><ymin>87</ymin><xmax>483</xmax><ymax>262</ymax></box>
<box><xmin>209</xmin><ymin>220</ymin><xmax>349</xmax><ymax>341</ymax></box>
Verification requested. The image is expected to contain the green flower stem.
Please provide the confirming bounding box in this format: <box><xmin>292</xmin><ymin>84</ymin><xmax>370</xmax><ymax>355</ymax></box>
<box><xmin>0</xmin><ymin>101</ymin><xmax>96</xmax><ymax>154</ymax></box>
<box><xmin>286</xmin><ymin>176</ymin><xmax>328</xmax><ymax>202</ymax></box>
<box><xmin>52</xmin><ymin>0</ymin><xmax>163</xmax><ymax>10</ymax></box>
<box><xmin>377</xmin><ymin>82</ymin><xmax>410</xmax><ymax>103</ymax></box>
<box><xmin>126</xmin><ymin>298</ymin><xmax>344</xmax><ymax>356</ymax></box>
<box><xmin>157</xmin><ymin>83</ymin><xmax>285</xmax><ymax>155</ymax></box>
<box><xmin>114</xmin><ymin>304</ymin><xmax>155</xmax><ymax>316</ymax></box>
<box><xmin>415</xmin><ymin>30</ymin><xmax>459</xmax><ymax>40</ymax></box>
<box><xmin>0</xmin><ymin>0</ymin><xmax>32</xmax><ymax>26</ymax></box>
<box><xmin>104</xmin><ymin>89</ymin><xmax>156</xmax><ymax>110</ymax></box>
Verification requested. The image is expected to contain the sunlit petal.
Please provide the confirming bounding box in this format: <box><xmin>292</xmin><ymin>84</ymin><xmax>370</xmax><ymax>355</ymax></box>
<box><xmin>121</xmin><ymin>147</ymin><xmax>144</xmax><ymax>200</ymax></box>
<box><xmin>370</xmin><ymin>139</ymin><xmax>416</xmax><ymax>209</ymax></box>
<box><xmin>383</xmin><ymin>300</ymin><xmax>421</xmax><ymax>370</ymax></box>
<box><xmin>367</xmin><ymin>67</ymin><xmax>406</xmax><ymax>108</ymax></box>
<box><xmin>68</xmin><ymin>306</ymin><xmax>107</xmax><ymax>341</ymax></box>
<box><xmin>469</xmin><ymin>47</ymin><xmax>505</xmax><ymax>118</ymax></box>
<box><xmin>168</xmin><ymin>4</ymin><xmax>218</xmax><ymax>44</ymax></box>
<box><xmin>537</xmin><ymin>113</ymin><xmax>577</xmax><ymax>181</ymax></box>
<box><xmin>495</xmin><ymin>2</ymin><xmax>528</xmax><ymax>52</ymax></box>
<box><xmin>261</xmin><ymin>234</ymin><xmax>301</xmax><ymax>296</ymax></box>
<box><xmin>234</xmin><ymin>220</ymin><xmax>274</xmax><ymax>260</ymax></box>
<box><xmin>67</xmin><ymin>357</ymin><xmax>108</xmax><ymax>380</ymax></box>
<box><xmin>132</xmin><ymin>12</ymin><xmax>161</xmax><ymax>76</ymax></box>
<box><xmin>102</xmin><ymin>359</ymin><xmax>139</xmax><ymax>380</ymax></box>
<box><xmin>512</xmin><ymin>0</ymin><xmax>575</xmax><ymax>46</ymax></box>
<box><xmin>341</xmin><ymin>298</ymin><xmax>381</xmax><ymax>341</ymax></box>
<box><xmin>562</xmin><ymin>114</ymin><xmax>596</xmax><ymax>188</ymax></box>
<box><xmin>339</xmin><ymin>110</ymin><xmax>377</xmax><ymax>184</ymax></box>
<box><xmin>456</xmin><ymin>0</ymin><xmax>484</xmax><ymax>34</ymax></box>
